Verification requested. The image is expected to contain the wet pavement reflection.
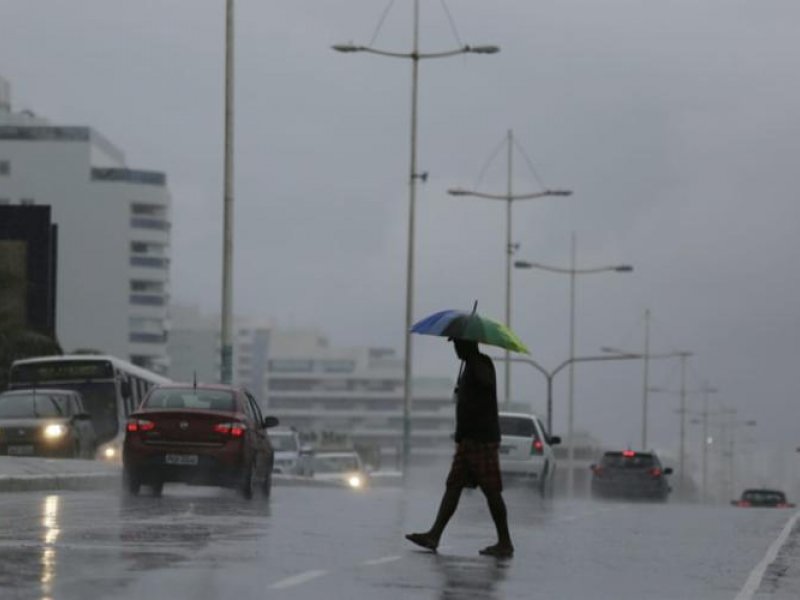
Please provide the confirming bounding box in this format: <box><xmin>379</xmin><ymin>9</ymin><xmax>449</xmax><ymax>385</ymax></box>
<box><xmin>0</xmin><ymin>484</ymin><xmax>797</xmax><ymax>599</ymax></box>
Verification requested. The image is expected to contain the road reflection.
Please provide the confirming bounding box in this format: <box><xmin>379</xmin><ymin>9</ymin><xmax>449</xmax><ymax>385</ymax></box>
<box><xmin>40</xmin><ymin>494</ymin><xmax>60</xmax><ymax>600</ymax></box>
<box><xmin>433</xmin><ymin>553</ymin><xmax>509</xmax><ymax>600</ymax></box>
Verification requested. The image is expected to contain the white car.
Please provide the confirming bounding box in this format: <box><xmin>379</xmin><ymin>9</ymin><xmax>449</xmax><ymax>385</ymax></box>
<box><xmin>311</xmin><ymin>451</ymin><xmax>369</xmax><ymax>489</ymax></box>
<box><xmin>498</xmin><ymin>412</ymin><xmax>560</xmax><ymax>496</ymax></box>
<box><xmin>269</xmin><ymin>429</ymin><xmax>301</xmax><ymax>474</ymax></box>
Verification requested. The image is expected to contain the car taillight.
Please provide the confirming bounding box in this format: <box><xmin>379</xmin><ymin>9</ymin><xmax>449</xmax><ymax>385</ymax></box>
<box><xmin>738</xmin><ymin>501</ymin><xmax>751</xmax><ymax>507</ymax></box>
<box><xmin>777</xmin><ymin>503</ymin><xmax>788</xmax><ymax>508</ymax></box>
<box><xmin>126</xmin><ymin>419</ymin><xmax>155</xmax><ymax>433</ymax></box>
<box><xmin>531</xmin><ymin>439</ymin><xmax>544</xmax><ymax>455</ymax></box>
<box><xmin>622</xmin><ymin>450</ymin><xmax>636</xmax><ymax>457</ymax></box>
<box><xmin>213</xmin><ymin>422</ymin><xmax>247</xmax><ymax>438</ymax></box>
<box><xmin>649</xmin><ymin>467</ymin><xmax>663</xmax><ymax>478</ymax></box>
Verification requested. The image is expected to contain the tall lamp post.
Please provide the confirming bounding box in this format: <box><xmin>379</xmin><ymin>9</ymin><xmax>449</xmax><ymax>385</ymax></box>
<box><xmin>602</xmin><ymin>340</ymin><xmax>691</xmax><ymax>451</ymax></box>
<box><xmin>333</xmin><ymin>1</ymin><xmax>498</xmax><ymax>474</ymax></box>
<box><xmin>220</xmin><ymin>0</ymin><xmax>235</xmax><ymax>384</ymax></box>
<box><xmin>685</xmin><ymin>384</ymin><xmax>719</xmax><ymax>503</ymax></box>
<box><xmin>448</xmin><ymin>131</ymin><xmax>571</xmax><ymax>405</ymax></box>
<box><xmin>515</xmin><ymin>245</ymin><xmax>632</xmax><ymax>496</ymax></box>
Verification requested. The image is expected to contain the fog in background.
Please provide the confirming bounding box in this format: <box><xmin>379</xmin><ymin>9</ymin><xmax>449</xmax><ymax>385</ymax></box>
<box><xmin>2</xmin><ymin>0</ymin><xmax>799</xmax><ymax>455</ymax></box>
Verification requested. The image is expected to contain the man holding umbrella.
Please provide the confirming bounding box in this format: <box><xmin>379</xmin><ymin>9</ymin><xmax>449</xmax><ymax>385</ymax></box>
<box><xmin>406</xmin><ymin>309</ymin><xmax>520</xmax><ymax>558</ymax></box>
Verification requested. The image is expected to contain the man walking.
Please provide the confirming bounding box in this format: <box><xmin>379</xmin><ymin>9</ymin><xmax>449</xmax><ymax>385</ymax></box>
<box><xmin>406</xmin><ymin>338</ymin><xmax>514</xmax><ymax>558</ymax></box>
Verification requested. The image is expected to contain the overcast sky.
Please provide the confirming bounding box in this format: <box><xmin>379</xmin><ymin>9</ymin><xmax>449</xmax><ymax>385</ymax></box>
<box><xmin>2</xmin><ymin>0</ymin><xmax>799</xmax><ymax>457</ymax></box>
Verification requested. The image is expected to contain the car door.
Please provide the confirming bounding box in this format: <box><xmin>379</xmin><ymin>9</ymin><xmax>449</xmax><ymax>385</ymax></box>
<box><xmin>245</xmin><ymin>392</ymin><xmax>270</xmax><ymax>481</ymax></box>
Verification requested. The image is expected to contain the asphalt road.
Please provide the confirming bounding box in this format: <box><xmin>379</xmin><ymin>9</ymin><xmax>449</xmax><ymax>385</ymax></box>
<box><xmin>0</xmin><ymin>478</ymin><xmax>798</xmax><ymax>600</ymax></box>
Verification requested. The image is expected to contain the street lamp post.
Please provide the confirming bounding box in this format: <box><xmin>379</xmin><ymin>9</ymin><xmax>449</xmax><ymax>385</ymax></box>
<box><xmin>448</xmin><ymin>132</ymin><xmax>571</xmax><ymax>406</ymax></box>
<box><xmin>515</xmin><ymin>245</ymin><xmax>632</xmax><ymax>496</ymax></box>
<box><xmin>334</xmin><ymin>1</ymin><xmax>498</xmax><ymax>474</ymax></box>
<box><xmin>602</xmin><ymin>340</ymin><xmax>692</xmax><ymax>451</ymax></box>
<box><xmin>220</xmin><ymin>0</ymin><xmax>235</xmax><ymax>384</ymax></box>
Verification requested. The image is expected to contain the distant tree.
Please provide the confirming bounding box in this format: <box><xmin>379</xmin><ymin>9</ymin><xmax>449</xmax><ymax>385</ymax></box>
<box><xmin>0</xmin><ymin>256</ymin><xmax>62</xmax><ymax>391</ymax></box>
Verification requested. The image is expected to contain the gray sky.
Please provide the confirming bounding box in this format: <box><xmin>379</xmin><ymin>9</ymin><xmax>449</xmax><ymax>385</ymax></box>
<box><xmin>2</xmin><ymin>0</ymin><xmax>799</xmax><ymax>454</ymax></box>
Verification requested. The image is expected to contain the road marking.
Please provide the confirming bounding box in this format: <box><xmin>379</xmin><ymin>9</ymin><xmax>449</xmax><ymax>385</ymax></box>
<box><xmin>362</xmin><ymin>555</ymin><xmax>402</xmax><ymax>566</ymax></box>
<box><xmin>269</xmin><ymin>569</ymin><xmax>329</xmax><ymax>590</ymax></box>
<box><xmin>734</xmin><ymin>509</ymin><xmax>800</xmax><ymax>600</ymax></box>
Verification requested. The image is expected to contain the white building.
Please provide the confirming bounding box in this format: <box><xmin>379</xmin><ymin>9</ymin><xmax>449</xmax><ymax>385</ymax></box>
<box><xmin>0</xmin><ymin>76</ymin><xmax>171</xmax><ymax>373</ymax></box>
<box><xmin>264</xmin><ymin>330</ymin><xmax>456</xmax><ymax>466</ymax></box>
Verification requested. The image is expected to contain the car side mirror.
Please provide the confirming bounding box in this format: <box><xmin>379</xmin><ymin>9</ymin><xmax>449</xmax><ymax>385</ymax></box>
<box><xmin>549</xmin><ymin>436</ymin><xmax>561</xmax><ymax>446</ymax></box>
<box><xmin>730</xmin><ymin>500</ymin><xmax>738</xmax><ymax>506</ymax></box>
<box><xmin>663</xmin><ymin>467</ymin><xmax>674</xmax><ymax>475</ymax></box>
<box><xmin>262</xmin><ymin>416</ymin><xmax>280</xmax><ymax>429</ymax></box>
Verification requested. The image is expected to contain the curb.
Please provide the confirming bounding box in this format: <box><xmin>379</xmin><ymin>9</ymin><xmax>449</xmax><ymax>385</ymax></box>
<box><xmin>0</xmin><ymin>472</ymin><xmax>120</xmax><ymax>493</ymax></box>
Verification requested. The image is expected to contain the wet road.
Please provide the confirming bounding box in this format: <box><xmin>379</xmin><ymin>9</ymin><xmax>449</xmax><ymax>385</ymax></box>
<box><xmin>0</xmin><ymin>480</ymin><xmax>797</xmax><ymax>599</ymax></box>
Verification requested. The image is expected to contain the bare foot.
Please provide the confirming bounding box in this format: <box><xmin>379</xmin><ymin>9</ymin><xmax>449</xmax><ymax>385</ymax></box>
<box><xmin>405</xmin><ymin>532</ymin><xmax>438</xmax><ymax>552</ymax></box>
<box><xmin>479</xmin><ymin>543</ymin><xmax>514</xmax><ymax>558</ymax></box>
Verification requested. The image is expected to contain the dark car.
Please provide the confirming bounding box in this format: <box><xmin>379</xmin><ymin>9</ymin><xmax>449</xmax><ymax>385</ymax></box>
<box><xmin>123</xmin><ymin>384</ymin><xmax>279</xmax><ymax>498</ymax></box>
<box><xmin>0</xmin><ymin>389</ymin><xmax>97</xmax><ymax>458</ymax></box>
<box><xmin>732</xmin><ymin>489</ymin><xmax>795</xmax><ymax>508</ymax></box>
<box><xmin>590</xmin><ymin>450</ymin><xmax>673</xmax><ymax>501</ymax></box>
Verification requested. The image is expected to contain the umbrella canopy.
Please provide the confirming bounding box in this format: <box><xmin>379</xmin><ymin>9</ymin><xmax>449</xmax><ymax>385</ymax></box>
<box><xmin>411</xmin><ymin>309</ymin><xmax>530</xmax><ymax>354</ymax></box>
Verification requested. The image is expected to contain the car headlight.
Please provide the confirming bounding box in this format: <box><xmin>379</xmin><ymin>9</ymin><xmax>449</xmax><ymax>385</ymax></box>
<box><xmin>348</xmin><ymin>475</ymin><xmax>362</xmax><ymax>489</ymax></box>
<box><xmin>102</xmin><ymin>446</ymin><xmax>117</xmax><ymax>459</ymax></box>
<box><xmin>43</xmin><ymin>424</ymin><xmax>66</xmax><ymax>439</ymax></box>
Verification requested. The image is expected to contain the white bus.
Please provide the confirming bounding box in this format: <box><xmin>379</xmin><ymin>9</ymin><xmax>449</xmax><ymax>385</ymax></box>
<box><xmin>8</xmin><ymin>355</ymin><xmax>170</xmax><ymax>460</ymax></box>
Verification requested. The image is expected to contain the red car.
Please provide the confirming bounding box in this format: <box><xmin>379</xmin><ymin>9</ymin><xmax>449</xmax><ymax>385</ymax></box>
<box><xmin>123</xmin><ymin>384</ymin><xmax>279</xmax><ymax>498</ymax></box>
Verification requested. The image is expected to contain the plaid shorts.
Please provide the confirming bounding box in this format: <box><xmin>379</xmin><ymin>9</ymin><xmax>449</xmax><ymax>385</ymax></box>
<box><xmin>446</xmin><ymin>440</ymin><xmax>503</xmax><ymax>492</ymax></box>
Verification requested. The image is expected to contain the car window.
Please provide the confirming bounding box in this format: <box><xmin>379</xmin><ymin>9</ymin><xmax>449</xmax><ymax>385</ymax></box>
<box><xmin>499</xmin><ymin>416</ymin><xmax>538</xmax><ymax>438</ymax></box>
<box><xmin>743</xmin><ymin>490</ymin><xmax>786</xmax><ymax>503</ymax></box>
<box><xmin>271</xmin><ymin>432</ymin><xmax>299</xmax><ymax>452</ymax></box>
<box><xmin>313</xmin><ymin>455</ymin><xmax>360</xmax><ymax>473</ymax></box>
<box><xmin>0</xmin><ymin>393</ymin><xmax>64</xmax><ymax>418</ymax></box>
<box><xmin>144</xmin><ymin>388</ymin><xmax>236</xmax><ymax>412</ymax></box>
<box><xmin>601</xmin><ymin>452</ymin><xmax>657</xmax><ymax>469</ymax></box>
<box><xmin>246</xmin><ymin>392</ymin><xmax>263</xmax><ymax>424</ymax></box>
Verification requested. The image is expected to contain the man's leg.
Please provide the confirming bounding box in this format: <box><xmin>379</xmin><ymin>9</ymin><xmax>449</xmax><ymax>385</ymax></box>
<box><xmin>480</xmin><ymin>489</ymin><xmax>514</xmax><ymax>556</ymax></box>
<box><xmin>406</xmin><ymin>486</ymin><xmax>462</xmax><ymax>551</ymax></box>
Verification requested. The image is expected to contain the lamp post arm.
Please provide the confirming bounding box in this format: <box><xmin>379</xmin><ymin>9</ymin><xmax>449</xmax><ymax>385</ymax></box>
<box><xmin>448</xmin><ymin>189</ymin><xmax>569</xmax><ymax>201</ymax></box>
<box><xmin>515</xmin><ymin>262</ymin><xmax>629</xmax><ymax>275</ymax></box>
<box><xmin>551</xmin><ymin>353</ymin><xmax>643</xmax><ymax>379</ymax></box>
<box><xmin>333</xmin><ymin>46</ymin><xmax>488</xmax><ymax>60</ymax></box>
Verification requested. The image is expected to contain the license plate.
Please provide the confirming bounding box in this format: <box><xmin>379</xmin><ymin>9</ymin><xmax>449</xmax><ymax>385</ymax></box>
<box><xmin>165</xmin><ymin>454</ymin><xmax>199</xmax><ymax>466</ymax></box>
<box><xmin>8</xmin><ymin>445</ymin><xmax>35</xmax><ymax>456</ymax></box>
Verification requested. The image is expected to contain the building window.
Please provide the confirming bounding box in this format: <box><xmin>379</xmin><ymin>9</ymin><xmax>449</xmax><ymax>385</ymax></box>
<box><xmin>130</xmin><ymin>217</ymin><xmax>170</xmax><ymax>231</ymax></box>
<box><xmin>131</xmin><ymin>203</ymin><xmax>167</xmax><ymax>218</ymax></box>
<box><xmin>130</xmin><ymin>294</ymin><xmax>166</xmax><ymax>306</ymax></box>
<box><xmin>129</xmin><ymin>316</ymin><xmax>164</xmax><ymax>333</ymax></box>
<box><xmin>0</xmin><ymin>160</ymin><xmax>9</xmax><ymax>175</ymax></box>
<box><xmin>130</xmin><ymin>279</ymin><xmax>165</xmax><ymax>294</ymax></box>
<box><xmin>129</xmin><ymin>332</ymin><xmax>167</xmax><ymax>344</ymax></box>
<box><xmin>130</xmin><ymin>256</ymin><xmax>169</xmax><ymax>269</ymax></box>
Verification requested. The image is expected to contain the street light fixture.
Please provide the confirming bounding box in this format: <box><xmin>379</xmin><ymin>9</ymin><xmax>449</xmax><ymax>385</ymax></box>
<box><xmin>515</xmin><ymin>242</ymin><xmax>632</xmax><ymax>497</ymax></box>
<box><xmin>447</xmin><ymin>131</ymin><xmax>571</xmax><ymax>407</ymax></box>
<box><xmin>334</xmin><ymin>1</ymin><xmax>499</xmax><ymax>475</ymax></box>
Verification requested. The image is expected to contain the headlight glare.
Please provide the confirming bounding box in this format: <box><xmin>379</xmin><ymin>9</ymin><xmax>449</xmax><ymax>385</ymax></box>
<box><xmin>44</xmin><ymin>424</ymin><xmax>66</xmax><ymax>439</ymax></box>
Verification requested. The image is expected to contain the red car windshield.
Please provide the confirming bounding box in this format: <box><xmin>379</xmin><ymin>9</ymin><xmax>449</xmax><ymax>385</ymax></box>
<box><xmin>145</xmin><ymin>389</ymin><xmax>236</xmax><ymax>412</ymax></box>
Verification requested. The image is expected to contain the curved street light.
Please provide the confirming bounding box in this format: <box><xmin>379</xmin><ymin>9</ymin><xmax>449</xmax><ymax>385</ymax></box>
<box><xmin>333</xmin><ymin>1</ymin><xmax>499</xmax><ymax>475</ymax></box>
<box><xmin>515</xmin><ymin>242</ymin><xmax>632</xmax><ymax>496</ymax></box>
<box><xmin>447</xmin><ymin>131</ymin><xmax>572</xmax><ymax>406</ymax></box>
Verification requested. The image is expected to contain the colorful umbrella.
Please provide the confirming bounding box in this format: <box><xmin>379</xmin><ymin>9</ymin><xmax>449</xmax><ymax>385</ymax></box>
<box><xmin>411</xmin><ymin>309</ymin><xmax>530</xmax><ymax>354</ymax></box>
